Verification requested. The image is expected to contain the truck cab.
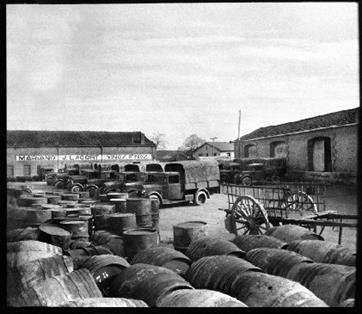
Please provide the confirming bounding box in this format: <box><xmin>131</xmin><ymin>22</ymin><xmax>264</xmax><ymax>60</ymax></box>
<box><xmin>140</xmin><ymin>160</ymin><xmax>220</xmax><ymax>207</ymax></box>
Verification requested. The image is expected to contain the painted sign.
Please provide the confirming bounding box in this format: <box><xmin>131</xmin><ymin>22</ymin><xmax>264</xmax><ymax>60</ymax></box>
<box><xmin>16</xmin><ymin>154</ymin><xmax>152</xmax><ymax>162</ymax></box>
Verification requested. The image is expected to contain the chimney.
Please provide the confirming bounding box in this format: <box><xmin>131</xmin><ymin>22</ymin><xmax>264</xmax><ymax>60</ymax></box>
<box><xmin>141</xmin><ymin>132</ymin><xmax>145</xmax><ymax>144</ymax></box>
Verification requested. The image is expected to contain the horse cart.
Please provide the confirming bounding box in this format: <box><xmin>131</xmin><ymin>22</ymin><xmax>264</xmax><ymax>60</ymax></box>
<box><xmin>220</xmin><ymin>182</ymin><xmax>357</xmax><ymax>245</ymax></box>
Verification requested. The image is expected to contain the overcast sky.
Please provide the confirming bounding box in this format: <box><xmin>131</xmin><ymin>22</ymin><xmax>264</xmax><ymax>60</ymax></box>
<box><xmin>7</xmin><ymin>3</ymin><xmax>358</xmax><ymax>149</ymax></box>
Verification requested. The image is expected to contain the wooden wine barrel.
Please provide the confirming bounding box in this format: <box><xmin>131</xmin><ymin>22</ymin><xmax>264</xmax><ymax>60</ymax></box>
<box><xmin>38</xmin><ymin>223</ymin><xmax>72</xmax><ymax>250</ymax></box>
<box><xmin>173</xmin><ymin>221</ymin><xmax>208</xmax><ymax>253</ymax></box>
<box><xmin>231</xmin><ymin>271</ymin><xmax>328</xmax><ymax>307</ymax></box>
<box><xmin>7</xmin><ymin>240</ymin><xmax>63</xmax><ymax>254</ymax></box>
<box><xmin>131</xmin><ymin>246</ymin><xmax>191</xmax><ymax>276</ymax></box>
<box><xmin>156</xmin><ymin>289</ymin><xmax>248</xmax><ymax>307</ymax></box>
<box><xmin>7</xmin><ymin>227</ymin><xmax>39</xmax><ymax>242</ymax></box>
<box><xmin>185</xmin><ymin>236</ymin><xmax>245</xmax><ymax>261</ymax></box>
<box><xmin>264</xmin><ymin>225</ymin><xmax>324</xmax><ymax>243</ymax></box>
<box><xmin>285</xmin><ymin>239</ymin><xmax>356</xmax><ymax>266</ymax></box>
<box><xmin>61</xmin><ymin>193</ymin><xmax>80</xmax><ymax>201</ymax></box>
<box><xmin>7</xmin><ymin>255</ymin><xmax>74</xmax><ymax>297</ymax></box>
<box><xmin>60</xmin><ymin>297</ymin><xmax>148</xmax><ymax>307</ymax></box>
<box><xmin>7</xmin><ymin>268</ymin><xmax>103</xmax><ymax>307</ymax></box>
<box><xmin>59</xmin><ymin>220</ymin><xmax>89</xmax><ymax>241</ymax></box>
<box><xmin>123</xmin><ymin>227</ymin><xmax>159</xmax><ymax>259</ymax></box>
<box><xmin>80</xmin><ymin>254</ymin><xmax>129</xmax><ymax>296</ymax></box>
<box><xmin>110</xmin><ymin>263</ymin><xmax>193</xmax><ymax>307</ymax></box>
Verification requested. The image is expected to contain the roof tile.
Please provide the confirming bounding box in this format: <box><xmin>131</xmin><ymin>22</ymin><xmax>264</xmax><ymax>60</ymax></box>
<box><xmin>238</xmin><ymin>107</ymin><xmax>358</xmax><ymax>141</ymax></box>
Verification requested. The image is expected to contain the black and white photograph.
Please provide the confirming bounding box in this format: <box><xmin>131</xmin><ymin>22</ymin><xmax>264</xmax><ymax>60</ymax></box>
<box><xmin>6</xmin><ymin>2</ymin><xmax>359</xmax><ymax>308</ymax></box>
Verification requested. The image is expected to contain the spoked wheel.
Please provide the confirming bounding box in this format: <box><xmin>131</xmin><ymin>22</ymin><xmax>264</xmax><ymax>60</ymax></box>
<box><xmin>285</xmin><ymin>191</ymin><xmax>318</xmax><ymax>216</ymax></box>
<box><xmin>231</xmin><ymin>195</ymin><xmax>271</xmax><ymax>235</ymax></box>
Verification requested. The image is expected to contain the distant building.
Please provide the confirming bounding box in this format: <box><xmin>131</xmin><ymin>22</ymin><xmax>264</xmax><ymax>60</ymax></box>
<box><xmin>193</xmin><ymin>142</ymin><xmax>234</xmax><ymax>159</ymax></box>
<box><xmin>154</xmin><ymin>150</ymin><xmax>194</xmax><ymax>162</ymax></box>
<box><xmin>7</xmin><ymin>130</ymin><xmax>156</xmax><ymax>177</ymax></box>
<box><xmin>233</xmin><ymin>108</ymin><xmax>359</xmax><ymax>183</ymax></box>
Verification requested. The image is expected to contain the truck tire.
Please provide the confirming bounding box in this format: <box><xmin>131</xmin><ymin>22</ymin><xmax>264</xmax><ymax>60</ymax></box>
<box><xmin>70</xmin><ymin>184</ymin><xmax>83</xmax><ymax>193</ymax></box>
<box><xmin>241</xmin><ymin>176</ymin><xmax>252</xmax><ymax>186</ymax></box>
<box><xmin>194</xmin><ymin>191</ymin><xmax>207</xmax><ymax>205</ymax></box>
<box><xmin>149</xmin><ymin>194</ymin><xmax>162</xmax><ymax>208</ymax></box>
<box><xmin>54</xmin><ymin>180</ymin><xmax>65</xmax><ymax>189</ymax></box>
<box><xmin>86</xmin><ymin>185</ymin><xmax>99</xmax><ymax>198</ymax></box>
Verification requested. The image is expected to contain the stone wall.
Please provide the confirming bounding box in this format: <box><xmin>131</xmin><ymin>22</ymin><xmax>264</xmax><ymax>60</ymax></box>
<box><xmin>235</xmin><ymin>125</ymin><xmax>357</xmax><ymax>181</ymax></box>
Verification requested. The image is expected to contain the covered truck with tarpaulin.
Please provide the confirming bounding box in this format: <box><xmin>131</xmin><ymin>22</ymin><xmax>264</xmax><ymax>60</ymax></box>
<box><xmin>140</xmin><ymin>159</ymin><xmax>220</xmax><ymax>206</ymax></box>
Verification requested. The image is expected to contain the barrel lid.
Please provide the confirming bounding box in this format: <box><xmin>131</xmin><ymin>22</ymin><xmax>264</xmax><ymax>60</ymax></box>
<box><xmin>41</xmin><ymin>204</ymin><xmax>62</xmax><ymax>210</ymax></box>
<box><xmin>60</xmin><ymin>220</ymin><xmax>85</xmax><ymax>225</ymax></box>
<box><xmin>109</xmin><ymin>198</ymin><xmax>127</xmax><ymax>202</ymax></box>
<box><xmin>123</xmin><ymin>228</ymin><xmax>157</xmax><ymax>235</ymax></box>
<box><xmin>81</xmin><ymin>200</ymin><xmax>96</xmax><ymax>204</ymax></box>
<box><xmin>174</xmin><ymin>221</ymin><xmax>207</xmax><ymax>228</ymax></box>
<box><xmin>58</xmin><ymin>200</ymin><xmax>78</xmax><ymax>204</ymax></box>
<box><xmin>39</xmin><ymin>223</ymin><xmax>71</xmax><ymax>236</ymax></box>
<box><xmin>108</xmin><ymin>213</ymin><xmax>134</xmax><ymax>218</ymax></box>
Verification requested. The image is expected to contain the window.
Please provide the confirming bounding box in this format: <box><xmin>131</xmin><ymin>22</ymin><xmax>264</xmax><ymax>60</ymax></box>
<box><xmin>199</xmin><ymin>153</ymin><xmax>203</xmax><ymax>156</ymax></box>
<box><xmin>168</xmin><ymin>175</ymin><xmax>180</xmax><ymax>184</ymax></box>
<box><xmin>7</xmin><ymin>165</ymin><xmax>14</xmax><ymax>177</ymax></box>
<box><xmin>244</xmin><ymin>144</ymin><xmax>257</xmax><ymax>158</ymax></box>
<box><xmin>23</xmin><ymin>165</ymin><xmax>31</xmax><ymax>176</ymax></box>
<box><xmin>270</xmin><ymin>141</ymin><xmax>287</xmax><ymax>158</ymax></box>
<box><xmin>227</xmin><ymin>153</ymin><xmax>231</xmax><ymax>157</ymax></box>
<box><xmin>307</xmin><ymin>137</ymin><xmax>332</xmax><ymax>172</ymax></box>
<box><xmin>206</xmin><ymin>153</ymin><xmax>209</xmax><ymax>156</ymax></box>
<box><xmin>214</xmin><ymin>153</ymin><xmax>217</xmax><ymax>156</ymax></box>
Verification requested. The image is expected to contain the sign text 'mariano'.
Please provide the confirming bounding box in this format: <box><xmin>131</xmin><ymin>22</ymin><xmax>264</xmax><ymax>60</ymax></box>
<box><xmin>15</xmin><ymin>154</ymin><xmax>152</xmax><ymax>162</ymax></box>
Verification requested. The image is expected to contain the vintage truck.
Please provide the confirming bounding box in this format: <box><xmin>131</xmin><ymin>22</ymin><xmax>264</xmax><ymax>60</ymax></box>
<box><xmin>219</xmin><ymin>157</ymin><xmax>287</xmax><ymax>186</ymax></box>
<box><xmin>85</xmin><ymin>171</ymin><xmax>146</xmax><ymax>197</ymax></box>
<box><xmin>46</xmin><ymin>167</ymin><xmax>81</xmax><ymax>187</ymax></box>
<box><xmin>138</xmin><ymin>160</ymin><xmax>220</xmax><ymax>207</ymax></box>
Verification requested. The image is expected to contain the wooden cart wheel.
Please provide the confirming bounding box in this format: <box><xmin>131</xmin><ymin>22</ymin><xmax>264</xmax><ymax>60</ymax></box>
<box><xmin>231</xmin><ymin>195</ymin><xmax>271</xmax><ymax>235</ymax></box>
<box><xmin>286</xmin><ymin>191</ymin><xmax>318</xmax><ymax>215</ymax></box>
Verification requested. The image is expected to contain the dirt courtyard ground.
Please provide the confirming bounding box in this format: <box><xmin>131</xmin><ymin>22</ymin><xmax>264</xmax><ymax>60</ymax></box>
<box><xmin>158</xmin><ymin>184</ymin><xmax>358</xmax><ymax>251</ymax></box>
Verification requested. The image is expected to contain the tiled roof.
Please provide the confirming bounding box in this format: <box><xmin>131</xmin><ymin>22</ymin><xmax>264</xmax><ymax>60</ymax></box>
<box><xmin>7</xmin><ymin>130</ymin><xmax>155</xmax><ymax>147</ymax></box>
<box><xmin>196</xmin><ymin>142</ymin><xmax>234</xmax><ymax>152</ymax></box>
<box><xmin>238</xmin><ymin>107</ymin><xmax>359</xmax><ymax>141</ymax></box>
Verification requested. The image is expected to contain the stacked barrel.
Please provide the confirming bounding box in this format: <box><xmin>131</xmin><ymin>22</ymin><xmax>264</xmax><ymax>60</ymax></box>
<box><xmin>7</xmin><ymin>186</ymin><xmax>355</xmax><ymax>307</ymax></box>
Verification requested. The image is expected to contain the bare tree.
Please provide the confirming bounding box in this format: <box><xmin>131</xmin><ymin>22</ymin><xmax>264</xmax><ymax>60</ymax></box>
<box><xmin>150</xmin><ymin>132</ymin><xmax>167</xmax><ymax>150</ymax></box>
<box><xmin>179</xmin><ymin>134</ymin><xmax>206</xmax><ymax>151</ymax></box>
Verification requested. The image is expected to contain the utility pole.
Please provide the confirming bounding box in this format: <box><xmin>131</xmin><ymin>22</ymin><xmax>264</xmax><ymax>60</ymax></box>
<box><xmin>210</xmin><ymin>137</ymin><xmax>217</xmax><ymax>157</ymax></box>
<box><xmin>238</xmin><ymin>109</ymin><xmax>241</xmax><ymax>158</ymax></box>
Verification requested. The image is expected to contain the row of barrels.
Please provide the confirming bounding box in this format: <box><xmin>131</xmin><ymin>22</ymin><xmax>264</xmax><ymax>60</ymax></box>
<box><xmin>7</xmin><ymin>240</ymin><xmax>246</xmax><ymax>307</ymax></box>
<box><xmin>7</xmin><ymin>226</ymin><xmax>356</xmax><ymax>307</ymax></box>
<box><xmin>7</xmin><ymin>188</ymin><xmax>162</xmax><ymax>261</ymax></box>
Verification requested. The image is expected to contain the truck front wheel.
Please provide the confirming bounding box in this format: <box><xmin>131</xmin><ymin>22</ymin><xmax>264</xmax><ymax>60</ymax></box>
<box><xmin>195</xmin><ymin>191</ymin><xmax>207</xmax><ymax>205</ymax></box>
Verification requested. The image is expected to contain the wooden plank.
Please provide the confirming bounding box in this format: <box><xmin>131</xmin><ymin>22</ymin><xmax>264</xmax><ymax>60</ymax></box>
<box><xmin>274</xmin><ymin>218</ymin><xmax>357</xmax><ymax>228</ymax></box>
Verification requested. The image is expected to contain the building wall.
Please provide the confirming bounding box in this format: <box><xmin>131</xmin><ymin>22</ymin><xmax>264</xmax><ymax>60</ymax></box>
<box><xmin>235</xmin><ymin>125</ymin><xmax>357</xmax><ymax>175</ymax></box>
<box><xmin>7</xmin><ymin>145</ymin><xmax>156</xmax><ymax>177</ymax></box>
